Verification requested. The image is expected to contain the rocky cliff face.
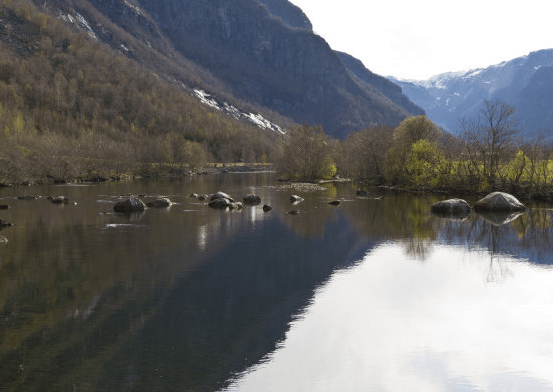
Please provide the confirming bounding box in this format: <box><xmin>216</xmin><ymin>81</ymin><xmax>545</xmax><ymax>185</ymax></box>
<box><xmin>134</xmin><ymin>0</ymin><xmax>421</xmax><ymax>138</ymax></box>
<box><xmin>390</xmin><ymin>49</ymin><xmax>553</xmax><ymax>140</ymax></box>
<box><xmin>36</xmin><ymin>0</ymin><xmax>423</xmax><ymax>138</ymax></box>
<box><xmin>257</xmin><ymin>0</ymin><xmax>313</xmax><ymax>30</ymax></box>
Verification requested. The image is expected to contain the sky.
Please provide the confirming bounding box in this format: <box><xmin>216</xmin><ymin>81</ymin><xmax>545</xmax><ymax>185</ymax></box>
<box><xmin>289</xmin><ymin>0</ymin><xmax>553</xmax><ymax>80</ymax></box>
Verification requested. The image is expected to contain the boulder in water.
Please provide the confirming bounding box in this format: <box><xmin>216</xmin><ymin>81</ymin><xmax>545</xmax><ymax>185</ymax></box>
<box><xmin>474</xmin><ymin>192</ymin><xmax>525</xmax><ymax>212</ymax></box>
<box><xmin>114</xmin><ymin>197</ymin><xmax>146</xmax><ymax>213</ymax></box>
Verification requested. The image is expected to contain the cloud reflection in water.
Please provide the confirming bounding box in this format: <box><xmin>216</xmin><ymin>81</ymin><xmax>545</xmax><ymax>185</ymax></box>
<box><xmin>228</xmin><ymin>243</ymin><xmax>553</xmax><ymax>392</ymax></box>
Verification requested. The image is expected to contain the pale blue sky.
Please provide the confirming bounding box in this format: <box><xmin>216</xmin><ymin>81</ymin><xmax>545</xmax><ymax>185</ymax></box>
<box><xmin>290</xmin><ymin>0</ymin><xmax>553</xmax><ymax>80</ymax></box>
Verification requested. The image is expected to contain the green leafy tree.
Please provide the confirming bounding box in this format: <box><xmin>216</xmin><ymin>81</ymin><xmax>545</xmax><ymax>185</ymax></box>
<box><xmin>404</xmin><ymin>139</ymin><xmax>444</xmax><ymax>188</ymax></box>
<box><xmin>385</xmin><ymin>115</ymin><xmax>442</xmax><ymax>185</ymax></box>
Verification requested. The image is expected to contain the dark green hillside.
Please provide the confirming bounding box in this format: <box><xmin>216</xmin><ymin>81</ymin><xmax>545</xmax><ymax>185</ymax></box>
<box><xmin>0</xmin><ymin>0</ymin><xmax>277</xmax><ymax>185</ymax></box>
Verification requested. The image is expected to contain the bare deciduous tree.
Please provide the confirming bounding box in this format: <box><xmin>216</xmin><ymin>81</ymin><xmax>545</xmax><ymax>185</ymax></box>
<box><xmin>461</xmin><ymin>99</ymin><xmax>521</xmax><ymax>188</ymax></box>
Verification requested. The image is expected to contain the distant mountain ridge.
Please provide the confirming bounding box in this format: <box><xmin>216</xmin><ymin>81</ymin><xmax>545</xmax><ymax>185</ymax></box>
<box><xmin>32</xmin><ymin>0</ymin><xmax>423</xmax><ymax>139</ymax></box>
<box><xmin>390</xmin><ymin>49</ymin><xmax>553</xmax><ymax>140</ymax></box>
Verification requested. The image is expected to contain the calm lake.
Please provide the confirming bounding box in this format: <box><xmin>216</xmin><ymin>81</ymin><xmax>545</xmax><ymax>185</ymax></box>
<box><xmin>1</xmin><ymin>173</ymin><xmax>553</xmax><ymax>392</ymax></box>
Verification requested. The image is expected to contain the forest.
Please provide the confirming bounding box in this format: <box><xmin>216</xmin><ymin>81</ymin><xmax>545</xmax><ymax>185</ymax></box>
<box><xmin>0</xmin><ymin>0</ymin><xmax>277</xmax><ymax>185</ymax></box>
<box><xmin>1</xmin><ymin>1</ymin><xmax>553</xmax><ymax>202</ymax></box>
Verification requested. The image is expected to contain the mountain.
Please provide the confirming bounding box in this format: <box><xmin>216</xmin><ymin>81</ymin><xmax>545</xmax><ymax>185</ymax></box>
<box><xmin>336</xmin><ymin>51</ymin><xmax>424</xmax><ymax>118</ymax></box>
<box><xmin>390</xmin><ymin>49</ymin><xmax>553</xmax><ymax>140</ymax></box>
<box><xmin>257</xmin><ymin>0</ymin><xmax>313</xmax><ymax>30</ymax></box>
<box><xmin>32</xmin><ymin>0</ymin><xmax>423</xmax><ymax>139</ymax></box>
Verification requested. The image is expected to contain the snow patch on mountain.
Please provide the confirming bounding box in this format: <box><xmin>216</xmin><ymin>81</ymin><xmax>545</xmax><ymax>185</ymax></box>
<box><xmin>194</xmin><ymin>90</ymin><xmax>284</xmax><ymax>135</ymax></box>
<box><xmin>57</xmin><ymin>10</ymin><xmax>97</xmax><ymax>39</ymax></box>
<box><xmin>123</xmin><ymin>0</ymin><xmax>145</xmax><ymax>16</ymax></box>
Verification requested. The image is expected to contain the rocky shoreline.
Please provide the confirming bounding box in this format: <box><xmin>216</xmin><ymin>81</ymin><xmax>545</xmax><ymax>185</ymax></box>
<box><xmin>0</xmin><ymin>164</ymin><xmax>274</xmax><ymax>187</ymax></box>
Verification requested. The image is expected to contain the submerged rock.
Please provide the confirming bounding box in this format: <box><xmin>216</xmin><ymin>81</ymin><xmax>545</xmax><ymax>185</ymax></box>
<box><xmin>243</xmin><ymin>194</ymin><xmax>262</xmax><ymax>205</ymax></box>
<box><xmin>290</xmin><ymin>195</ymin><xmax>304</xmax><ymax>203</ymax></box>
<box><xmin>263</xmin><ymin>205</ymin><xmax>273</xmax><ymax>212</ymax></box>
<box><xmin>356</xmin><ymin>189</ymin><xmax>367</xmax><ymax>196</ymax></box>
<box><xmin>0</xmin><ymin>204</ymin><xmax>10</xmax><ymax>210</ymax></box>
<box><xmin>329</xmin><ymin>200</ymin><xmax>341</xmax><ymax>206</ymax></box>
<box><xmin>474</xmin><ymin>192</ymin><xmax>525</xmax><ymax>212</ymax></box>
<box><xmin>114</xmin><ymin>197</ymin><xmax>146</xmax><ymax>213</ymax></box>
<box><xmin>48</xmin><ymin>196</ymin><xmax>70</xmax><ymax>204</ymax></box>
<box><xmin>17</xmin><ymin>195</ymin><xmax>38</xmax><ymax>200</ymax></box>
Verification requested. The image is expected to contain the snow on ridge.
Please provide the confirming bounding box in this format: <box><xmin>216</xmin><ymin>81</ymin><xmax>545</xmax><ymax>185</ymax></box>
<box><xmin>57</xmin><ymin>10</ymin><xmax>97</xmax><ymax>39</ymax></box>
<box><xmin>122</xmin><ymin>0</ymin><xmax>145</xmax><ymax>16</ymax></box>
<box><xmin>193</xmin><ymin>90</ymin><xmax>284</xmax><ymax>135</ymax></box>
<box><xmin>194</xmin><ymin>89</ymin><xmax>221</xmax><ymax>110</ymax></box>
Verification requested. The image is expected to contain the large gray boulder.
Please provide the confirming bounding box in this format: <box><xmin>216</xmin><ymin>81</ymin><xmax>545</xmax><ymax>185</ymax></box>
<box><xmin>431</xmin><ymin>198</ymin><xmax>471</xmax><ymax>216</ymax></box>
<box><xmin>211</xmin><ymin>192</ymin><xmax>234</xmax><ymax>202</ymax></box>
<box><xmin>431</xmin><ymin>198</ymin><xmax>471</xmax><ymax>219</ymax></box>
<box><xmin>147</xmin><ymin>197</ymin><xmax>173</xmax><ymax>208</ymax></box>
<box><xmin>114</xmin><ymin>197</ymin><xmax>146</xmax><ymax>213</ymax></box>
<box><xmin>474</xmin><ymin>192</ymin><xmax>525</xmax><ymax>212</ymax></box>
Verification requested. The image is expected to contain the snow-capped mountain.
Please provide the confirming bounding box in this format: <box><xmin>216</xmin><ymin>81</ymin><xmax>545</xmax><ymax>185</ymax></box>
<box><xmin>390</xmin><ymin>49</ymin><xmax>553</xmax><ymax>140</ymax></box>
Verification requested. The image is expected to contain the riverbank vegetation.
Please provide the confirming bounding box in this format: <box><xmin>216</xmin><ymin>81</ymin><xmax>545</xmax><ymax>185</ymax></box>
<box><xmin>334</xmin><ymin>100</ymin><xmax>553</xmax><ymax>201</ymax></box>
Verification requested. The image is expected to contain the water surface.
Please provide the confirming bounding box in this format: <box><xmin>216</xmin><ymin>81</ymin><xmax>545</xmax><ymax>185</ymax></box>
<box><xmin>0</xmin><ymin>173</ymin><xmax>552</xmax><ymax>391</ymax></box>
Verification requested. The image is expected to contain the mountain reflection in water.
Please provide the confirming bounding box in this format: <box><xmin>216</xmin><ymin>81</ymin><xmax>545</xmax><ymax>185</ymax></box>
<box><xmin>0</xmin><ymin>174</ymin><xmax>552</xmax><ymax>391</ymax></box>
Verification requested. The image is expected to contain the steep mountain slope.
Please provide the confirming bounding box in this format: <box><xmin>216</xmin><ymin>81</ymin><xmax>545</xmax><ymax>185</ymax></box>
<box><xmin>336</xmin><ymin>51</ymin><xmax>424</xmax><ymax>119</ymax></box>
<box><xmin>34</xmin><ymin>0</ymin><xmax>423</xmax><ymax>139</ymax></box>
<box><xmin>257</xmin><ymin>0</ymin><xmax>313</xmax><ymax>30</ymax></box>
<box><xmin>390</xmin><ymin>49</ymin><xmax>553</xmax><ymax>139</ymax></box>
<box><xmin>134</xmin><ymin>0</ymin><xmax>423</xmax><ymax>138</ymax></box>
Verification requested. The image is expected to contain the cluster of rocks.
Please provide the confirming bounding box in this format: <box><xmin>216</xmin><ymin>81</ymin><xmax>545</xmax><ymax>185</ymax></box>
<box><xmin>112</xmin><ymin>192</ymin><xmax>271</xmax><ymax>213</ymax></box>
<box><xmin>207</xmin><ymin>192</ymin><xmax>244</xmax><ymax>210</ymax></box>
<box><xmin>431</xmin><ymin>192</ymin><xmax>526</xmax><ymax>221</ymax></box>
<box><xmin>195</xmin><ymin>192</ymin><xmax>269</xmax><ymax>211</ymax></box>
<box><xmin>0</xmin><ymin>218</ymin><xmax>13</xmax><ymax>228</ymax></box>
<box><xmin>185</xmin><ymin>191</ymin><xmax>341</xmax><ymax>214</ymax></box>
<box><xmin>113</xmin><ymin>196</ymin><xmax>174</xmax><ymax>213</ymax></box>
